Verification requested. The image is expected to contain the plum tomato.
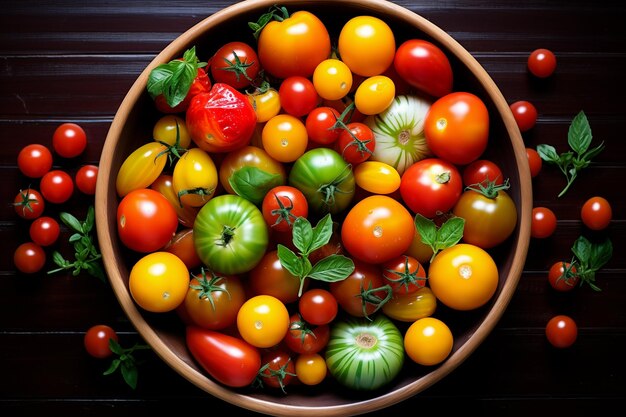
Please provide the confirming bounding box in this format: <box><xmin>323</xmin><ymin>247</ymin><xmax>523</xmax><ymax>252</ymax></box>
<box><xmin>393</xmin><ymin>39</ymin><xmax>453</xmax><ymax>98</ymax></box>
<box><xmin>528</xmin><ymin>48</ymin><xmax>557</xmax><ymax>78</ymax></box>
<box><xmin>510</xmin><ymin>100</ymin><xmax>538</xmax><ymax>132</ymax></box>
<box><xmin>531</xmin><ymin>206</ymin><xmax>557</xmax><ymax>239</ymax></box>
<box><xmin>354</xmin><ymin>75</ymin><xmax>395</xmax><ymax>116</ymax></box>
<box><xmin>84</xmin><ymin>324</ymin><xmax>119</xmax><ymax>359</ymax></box>
<box><xmin>545</xmin><ymin>314</ymin><xmax>577</xmax><ymax>348</ymax></box>
<box><xmin>580</xmin><ymin>196</ymin><xmax>612</xmax><ymax>230</ymax></box>
<box><xmin>17</xmin><ymin>144</ymin><xmax>53</xmax><ymax>178</ymax></box>
<box><xmin>52</xmin><ymin>122</ymin><xmax>87</xmax><ymax>158</ymax></box>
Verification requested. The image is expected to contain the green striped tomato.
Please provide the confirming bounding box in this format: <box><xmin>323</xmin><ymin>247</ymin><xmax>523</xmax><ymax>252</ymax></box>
<box><xmin>325</xmin><ymin>314</ymin><xmax>404</xmax><ymax>390</ymax></box>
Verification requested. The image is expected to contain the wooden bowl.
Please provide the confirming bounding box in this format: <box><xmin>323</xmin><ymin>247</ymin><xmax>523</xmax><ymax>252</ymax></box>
<box><xmin>95</xmin><ymin>0</ymin><xmax>532</xmax><ymax>415</ymax></box>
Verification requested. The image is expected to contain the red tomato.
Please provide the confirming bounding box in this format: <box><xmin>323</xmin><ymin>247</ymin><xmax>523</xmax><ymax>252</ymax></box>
<box><xmin>259</xmin><ymin>350</ymin><xmax>296</xmax><ymax>392</ymax></box>
<box><xmin>17</xmin><ymin>144</ymin><xmax>53</xmax><ymax>178</ymax></box>
<box><xmin>14</xmin><ymin>188</ymin><xmax>45</xmax><ymax>220</ymax></box>
<box><xmin>14</xmin><ymin>242</ymin><xmax>46</xmax><ymax>274</ymax></box>
<box><xmin>548</xmin><ymin>261</ymin><xmax>579</xmax><ymax>292</ymax></box>
<box><xmin>163</xmin><ymin>228</ymin><xmax>202</xmax><ymax>270</ymax></box>
<box><xmin>52</xmin><ymin>123</ymin><xmax>87</xmax><ymax>158</ymax></box>
<box><xmin>248</xmin><ymin>250</ymin><xmax>304</xmax><ymax>304</ymax></box>
<box><xmin>184</xmin><ymin>272</ymin><xmax>246</xmax><ymax>330</ymax></box>
<box><xmin>526</xmin><ymin>147</ymin><xmax>542</xmax><ymax>178</ymax></box>
<box><xmin>382</xmin><ymin>255</ymin><xmax>426</xmax><ymax>295</ymax></box>
<box><xmin>510</xmin><ymin>100</ymin><xmax>538</xmax><ymax>132</ymax></box>
<box><xmin>117</xmin><ymin>188</ymin><xmax>178</xmax><ymax>252</ymax></box>
<box><xmin>580</xmin><ymin>196</ymin><xmax>612</xmax><ymax>231</ymax></box>
<box><xmin>462</xmin><ymin>159</ymin><xmax>504</xmax><ymax>187</ymax></box>
<box><xmin>305</xmin><ymin>106</ymin><xmax>342</xmax><ymax>145</ymax></box>
<box><xmin>261</xmin><ymin>185</ymin><xmax>309</xmax><ymax>232</ymax></box>
<box><xmin>528</xmin><ymin>48</ymin><xmax>557</xmax><ymax>78</ymax></box>
<box><xmin>531</xmin><ymin>206</ymin><xmax>557</xmax><ymax>239</ymax></box>
<box><xmin>40</xmin><ymin>169</ymin><xmax>74</xmax><ymax>204</ymax></box>
<box><xmin>283</xmin><ymin>313</ymin><xmax>330</xmax><ymax>355</ymax></box>
<box><xmin>299</xmin><ymin>288</ymin><xmax>338</xmax><ymax>326</ymax></box>
<box><xmin>279</xmin><ymin>76</ymin><xmax>320</xmax><ymax>117</ymax></box>
<box><xmin>154</xmin><ymin>67</ymin><xmax>211</xmax><ymax>113</ymax></box>
<box><xmin>75</xmin><ymin>164</ymin><xmax>99</xmax><ymax>195</ymax></box>
<box><xmin>186</xmin><ymin>325</ymin><xmax>261</xmax><ymax>387</ymax></box>
<box><xmin>336</xmin><ymin>122</ymin><xmax>375</xmax><ymax>165</ymax></box>
<box><xmin>393</xmin><ymin>39</ymin><xmax>453</xmax><ymax>98</ymax></box>
<box><xmin>400</xmin><ymin>158</ymin><xmax>462</xmax><ymax>218</ymax></box>
<box><xmin>84</xmin><ymin>324</ymin><xmax>119</xmax><ymax>359</ymax></box>
<box><xmin>210</xmin><ymin>41</ymin><xmax>260</xmax><ymax>89</ymax></box>
<box><xmin>186</xmin><ymin>83</ymin><xmax>257</xmax><ymax>153</ymax></box>
<box><xmin>424</xmin><ymin>92</ymin><xmax>489</xmax><ymax>165</ymax></box>
<box><xmin>545</xmin><ymin>315</ymin><xmax>577</xmax><ymax>348</ymax></box>
<box><xmin>29</xmin><ymin>216</ymin><xmax>60</xmax><ymax>247</ymax></box>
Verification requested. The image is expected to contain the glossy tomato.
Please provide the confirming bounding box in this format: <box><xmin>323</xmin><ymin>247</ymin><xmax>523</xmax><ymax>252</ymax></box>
<box><xmin>283</xmin><ymin>313</ymin><xmax>330</xmax><ymax>355</ymax></box>
<box><xmin>338</xmin><ymin>15</ymin><xmax>395</xmax><ymax>76</ymax></box>
<box><xmin>259</xmin><ymin>350</ymin><xmax>296</xmax><ymax>392</ymax></box>
<box><xmin>295</xmin><ymin>353</ymin><xmax>327</xmax><ymax>386</ymax></box>
<box><xmin>14</xmin><ymin>242</ymin><xmax>46</xmax><ymax>274</ymax></box>
<box><xmin>336</xmin><ymin>122</ymin><xmax>375</xmax><ymax>165</ymax></box>
<box><xmin>299</xmin><ymin>288</ymin><xmax>338</xmax><ymax>326</ymax></box>
<box><xmin>152</xmin><ymin>114</ymin><xmax>192</xmax><ymax>149</ymax></box>
<box><xmin>424</xmin><ymin>92</ymin><xmax>489</xmax><ymax>165</ymax></box>
<box><xmin>261</xmin><ymin>185</ymin><xmax>308</xmax><ymax>232</ymax></box>
<box><xmin>84</xmin><ymin>324</ymin><xmax>118</xmax><ymax>359</ymax></box>
<box><xmin>528</xmin><ymin>48</ymin><xmax>557</xmax><ymax>78</ymax></box>
<box><xmin>116</xmin><ymin>141</ymin><xmax>169</xmax><ymax>197</ymax></box>
<box><xmin>312</xmin><ymin>59</ymin><xmax>353</xmax><ymax>101</ymax></box>
<box><xmin>13</xmin><ymin>188</ymin><xmax>45</xmax><ymax>220</ymax></box>
<box><xmin>262</xmin><ymin>114</ymin><xmax>308</xmax><ymax>163</ymax></box>
<box><xmin>548</xmin><ymin>261</ymin><xmax>579</xmax><ymax>292</ymax></box>
<box><xmin>510</xmin><ymin>100</ymin><xmax>538</xmax><ymax>132</ymax></box>
<box><xmin>526</xmin><ymin>147</ymin><xmax>543</xmax><ymax>178</ymax></box>
<box><xmin>75</xmin><ymin>165</ymin><xmax>98</xmax><ymax>195</ymax></box>
<box><xmin>354</xmin><ymin>160</ymin><xmax>401</xmax><ymax>195</ymax></box>
<box><xmin>40</xmin><ymin>169</ymin><xmax>74</xmax><ymax>204</ymax></box>
<box><xmin>354</xmin><ymin>75</ymin><xmax>395</xmax><ymax>116</ymax></box>
<box><xmin>218</xmin><ymin>145</ymin><xmax>286</xmax><ymax>196</ymax></box>
<box><xmin>381</xmin><ymin>255</ymin><xmax>426</xmax><ymax>295</ymax></box>
<box><xmin>29</xmin><ymin>216</ymin><xmax>60</xmax><ymax>247</ymax></box>
<box><xmin>163</xmin><ymin>228</ymin><xmax>202</xmax><ymax>270</ymax></box>
<box><xmin>462</xmin><ymin>159</ymin><xmax>504</xmax><ymax>187</ymax></box>
<box><xmin>247</xmin><ymin>86</ymin><xmax>281</xmax><ymax>123</ymax></box>
<box><xmin>278</xmin><ymin>76</ymin><xmax>320</xmax><ymax>117</ymax></box>
<box><xmin>404</xmin><ymin>317</ymin><xmax>453</xmax><ymax>366</ymax></box>
<box><xmin>305</xmin><ymin>106</ymin><xmax>342</xmax><ymax>145</ymax></box>
<box><xmin>382</xmin><ymin>286</ymin><xmax>437</xmax><ymax>322</ymax></box>
<box><xmin>545</xmin><ymin>315</ymin><xmax>577</xmax><ymax>348</ymax></box>
<box><xmin>580</xmin><ymin>196</ymin><xmax>612</xmax><ymax>230</ymax></box>
<box><xmin>17</xmin><ymin>144</ymin><xmax>53</xmax><ymax>178</ymax></box>
<box><xmin>172</xmin><ymin>147</ymin><xmax>218</xmax><ymax>207</ymax></box>
<box><xmin>393</xmin><ymin>39</ymin><xmax>453</xmax><ymax>98</ymax></box>
<box><xmin>248</xmin><ymin>250</ymin><xmax>303</xmax><ymax>304</ymax></box>
<box><xmin>150</xmin><ymin>174</ymin><xmax>199</xmax><ymax>228</ymax></box>
<box><xmin>210</xmin><ymin>41</ymin><xmax>260</xmax><ymax>89</ymax></box>
<box><xmin>531</xmin><ymin>206</ymin><xmax>557</xmax><ymax>239</ymax></box>
<box><xmin>52</xmin><ymin>122</ymin><xmax>87</xmax><ymax>158</ymax></box>
<box><xmin>237</xmin><ymin>294</ymin><xmax>290</xmax><ymax>348</ymax></box>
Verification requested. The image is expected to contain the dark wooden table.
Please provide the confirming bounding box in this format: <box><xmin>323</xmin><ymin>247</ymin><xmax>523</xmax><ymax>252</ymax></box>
<box><xmin>2</xmin><ymin>1</ymin><xmax>625</xmax><ymax>416</ymax></box>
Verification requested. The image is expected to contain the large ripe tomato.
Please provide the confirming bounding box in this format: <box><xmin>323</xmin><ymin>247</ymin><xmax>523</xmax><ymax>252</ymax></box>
<box><xmin>218</xmin><ymin>145</ymin><xmax>286</xmax><ymax>195</ymax></box>
<box><xmin>209</xmin><ymin>41</ymin><xmax>260</xmax><ymax>90</ymax></box>
<box><xmin>399</xmin><ymin>158</ymin><xmax>462</xmax><ymax>218</ymax></box>
<box><xmin>424</xmin><ymin>92</ymin><xmax>489</xmax><ymax>165</ymax></box>
<box><xmin>393</xmin><ymin>39</ymin><xmax>453</xmax><ymax>98</ymax></box>
<box><xmin>17</xmin><ymin>144</ymin><xmax>53</xmax><ymax>178</ymax></box>
<box><xmin>193</xmin><ymin>194</ymin><xmax>269</xmax><ymax>275</ymax></box>
<box><xmin>329</xmin><ymin>260</ymin><xmax>391</xmax><ymax>318</ymax></box>
<box><xmin>283</xmin><ymin>313</ymin><xmax>330</xmax><ymax>355</ymax></box>
<box><xmin>117</xmin><ymin>188</ymin><xmax>178</xmax><ymax>253</ymax></box>
<box><xmin>404</xmin><ymin>317</ymin><xmax>453</xmax><ymax>366</ymax></box>
<box><xmin>255</xmin><ymin>9</ymin><xmax>331</xmax><ymax>79</ymax></box>
<box><xmin>545</xmin><ymin>315</ymin><xmax>577</xmax><ymax>348</ymax></box>
<box><xmin>172</xmin><ymin>147</ymin><xmax>218</xmax><ymax>207</ymax></box>
<box><xmin>186</xmin><ymin>83</ymin><xmax>257</xmax><ymax>153</ymax></box>
<box><xmin>338</xmin><ymin>15</ymin><xmax>395</xmax><ymax>77</ymax></box>
<box><xmin>236</xmin><ymin>294</ymin><xmax>290</xmax><ymax>348</ymax></box>
<box><xmin>248</xmin><ymin>250</ymin><xmax>304</xmax><ymax>304</ymax></box>
<box><xmin>428</xmin><ymin>243</ymin><xmax>499</xmax><ymax>311</ymax></box>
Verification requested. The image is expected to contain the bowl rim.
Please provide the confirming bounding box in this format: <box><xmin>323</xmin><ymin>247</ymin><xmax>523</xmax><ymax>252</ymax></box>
<box><xmin>95</xmin><ymin>0</ymin><xmax>532</xmax><ymax>415</ymax></box>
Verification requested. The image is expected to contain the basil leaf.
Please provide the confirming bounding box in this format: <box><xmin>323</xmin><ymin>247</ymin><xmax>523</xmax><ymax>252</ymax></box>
<box><xmin>414</xmin><ymin>214</ymin><xmax>437</xmax><ymax>247</ymax></box>
<box><xmin>568</xmin><ymin>111</ymin><xmax>592</xmax><ymax>154</ymax></box>
<box><xmin>436</xmin><ymin>217</ymin><xmax>465</xmax><ymax>251</ymax></box>
<box><xmin>308</xmin><ymin>213</ymin><xmax>333</xmax><ymax>254</ymax></box>
<box><xmin>292</xmin><ymin>217</ymin><xmax>313</xmax><ymax>255</ymax></box>
<box><xmin>277</xmin><ymin>244</ymin><xmax>304</xmax><ymax>277</ymax></box>
<box><xmin>228</xmin><ymin>166</ymin><xmax>282</xmax><ymax>205</ymax></box>
<box><xmin>536</xmin><ymin>144</ymin><xmax>560</xmax><ymax>163</ymax></box>
<box><xmin>589</xmin><ymin>238</ymin><xmax>613</xmax><ymax>272</ymax></box>
<box><xmin>60</xmin><ymin>212</ymin><xmax>83</xmax><ymax>233</ymax></box>
<box><xmin>121</xmin><ymin>362</ymin><xmax>139</xmax><ymax>390</ymax></box>
<box><xmin>308</xmin><ymin>254</ymin><xmax>355</xmax><ymax>282</ymax></box>
<box><xmin>146</xmin><ymin>66</ymin><xmax>173</xmax><ymax>99</ymax></box>
<box><xmin>571</xmin><ymin>235</ymin><xmax>592</xmax><ymax>269</ymax></box>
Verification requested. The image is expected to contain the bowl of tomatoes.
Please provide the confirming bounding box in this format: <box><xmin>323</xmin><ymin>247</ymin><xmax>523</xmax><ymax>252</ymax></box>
<box><xmin>95</xmin><ymin>0</ymin><xmax>532</xmax><ymax>415</ymax></box>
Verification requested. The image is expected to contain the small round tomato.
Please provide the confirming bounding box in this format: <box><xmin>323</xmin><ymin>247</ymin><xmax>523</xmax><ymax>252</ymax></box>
<box><xmin>299</xmin><ymin>288</ymin><xmax>338</xmax><ymax>326</ymax></box>
<box><xmin>284</xmin><ymin>313</ymin><xmax>330</xmax><ymax>355</ymax></box>
<box><xmin>312</xmin><ymin>59</ymin><xmax>353</xmax><ymax>101</ymax></box>
<box><xmin>84</xmin><ymin>324</ymin><xmax>119</xmax><ymax>359</ymax></box>
<box><xmin>17</xmin><ymin>144</ymin><xmax>53</xmax><ymax>178</ymax></box>
<box><xmin>172</xmin><ymin>147</ymin><xmax>218</xmax><ymax>207</ymax></box>
<box><xmin>117</xmin><ymin>188</ymin><xmax>178</xmax><ymax>253</ymax></box>
<box><xmin>393</xmin><ymin>38</ymin><xmax>453</xmax><ymax>98</ymax></box>
<box><xmin>354</xmin><ymin>160</ymin><xmax>401</xmax><ymax>195</ymax></box>
<box><xmin>531</xmin><ymin>206</ymin><xmax>557</xmax><ymax>239</ymax></box>
<box><xmin>354</xmin><ymin>75</ymin><xmax>395</xmax><ymax>116</ymax></box>
<box><xmin>510</xmin><ymin>100</ymin><xmax>538</xmax><ymax>132</ymax></box>
<box><xmin>336</xmin><ymin>122</ymin><xmax>375</xmax><ymax>165</ymax></box>
<box><xmin>295</xmin><ymin>353</ymin><xmax>327</xmax><ymax>385</ymax></box>
<box><xmin>545</xmin><ymin>314</ymin><xmax>577</xmax><ymax>348</ymax></box>
<box><xmin>261</xmin><ymin>185</ymin><xmax>309</xmax><ymax>232</ymax></box>
<box><xmin>341</xmin><ymin>195</ymin><xmax>415</xmax><ymax>264</ymax></box>
<box><xmin>526</xmin><ymin>147</ymin><xmax>542</xmax><ymax>178</ymax></box>
<box><xmin>404</xmin><ymin>317</ymin><xmax>453</xmax><ymax>366</ymax></box>
<box><xmin>279</xmin><ymin>76</ymin><xmax>320</xmax><ymax>117</ymax></box>
<box><xmin>40</xmin><ymin>169</ymin><xmax>74</xmax><ymax>204</ymax></box>
<box><xmin>338</xmin><ymin>15</ymin><xmax>395</xmax><ymax>77</ymax></box>
<box><xmin>424</xmin><ymin>92</ymin><xmax>489</xmax><ymax>165</ymax></box>
<box><xmin>237</xmin><ymin>295</ymin><xmax>290</xmax><ymax>348</ymax></box>
<box><xmin>150</xmin><ymin>174</ymin><xmax>199</xmax><ymax>228</ymax></box>
<box><xmin>528</xmin><ymin>48</ymin><xmax>557</xmax><ymax>78</ymax></box>
<box><xmin>29</xmin><ymin>216</ymin><xmax>60</xmax><ymax>247</ymax></box>
<box><xmin>75</xmin><ymin>164</ymin><xmax>99</xmax><ymax>195</ymax></box>
<box><xmin>548</xmin><ymin>261</ymin><xmax>580</xmax><ymax>292</ymax></box>
<box><xmin>382</xmin><ymin>255</ymin><xmax>426</xmax><ymax>295</ymax></box>
<box><xmin>462</xmin><ymin>159</ymin><xmax>504</xmax><ymax>187</ymax></box>
<box><xmin>218</xmin><ymin>145</ymin><xmax>286</xmax><ymax>195</ymax></box>
<box><xmin>14</xmin><ymin>188</ymin><xmax>45</xmax><ymax>220</ymax></box>
<box><xmin>248</xmin><ymin>250</ymin><xmax>303</xmax><ymax>304</ymax></box>
<box><xmin>428</xmin><ymin>243</ymin><xmax>499</xmax><ymax>311</ymax></box>
<box><xmin>52</xmin><ymin>122</ymin><xmax>87</xmax><ymax>158</ymax></box>
<box><xmin>129</xmin><ymin>251</ymin><xmax>190</xmax><ymax>313</ymax></box>
<box><xmin>14</xmin><ymin>242</ymin><xmax>46</xmax><ymax>274</ymax></box>
<box><xmin>163</xmin><ymin>228</ymin><xmax>202</xmax><ymax>270</ymax></box>
<box><xmin>247</xmin><ymin>87</ymin><xmax>281</xmax><ymax>123</ymax></box>
<box><xmin>259</xmin><ymin>350</ymin><xmax>296</xmax><ymax>392</ymax></box>
<box><xmin>305</xmin><ymin>106</ymin><xmax>342</xmax><ymax>145</ymax></box>
<box><xmin>210</xmin><ymin>41</ymin><xmax>260</xmax><ymax>89</ymax></box>
<box><xmin>262</xmin><ymin>114</ymin><xmax>308</xmax><ymax>163</ymax></box>
<box><xmin>580</xmin><ymin>196</ymin><xmax>612</xmax><ymax>231</ymax></box>
<box><xmin>152</xmin><ymin>114</ymin><xmax>191</xmax><ymax>148</ymax></box>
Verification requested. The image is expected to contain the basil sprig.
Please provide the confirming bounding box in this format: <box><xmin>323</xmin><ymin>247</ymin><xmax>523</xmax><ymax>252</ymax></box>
<box><xmin>414</xmin><ymin>214</ymin><xmax>465</xmax><ymax>263</ymax></box>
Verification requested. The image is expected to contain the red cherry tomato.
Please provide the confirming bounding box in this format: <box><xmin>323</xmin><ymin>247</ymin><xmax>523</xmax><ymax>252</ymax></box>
<box><xmin>84</xmin><ymin>324</ymin><xmax>119</xmax><ymax>359</ymax></box>
<box><xmin>299</xmin><ymin>288</ymin><xmax>338</xmax><ymax>326</ymax></box>
<box><xmin>14</xmin><ymin>242</ymin><xmax>46</xmax><ymax>274</ymax></box>
<box><xmin>545</xmin><ymin>315</ymin><xmax>577</xmax><ymax>348</ymax></box>
<box><xmin>14</xmin><ymin>188</ymin><xmax>45</xmax><ymax>220</ymax></box>
<box><xmin>548</xmin><ymin>261</ymin><xmax>579</xmax><ymax>292</ymax></box>
<box><xmin>528</xmin><ymin>48</ymin><xmax>557</xmax><ymax>78</ymax></box>
<box><xmin>531</xmin><ymin>206</ymin><xmax>557</xmax><ymax>239</ymax></box>
<box><xmin>75</xmin><ymin>164</ymin><xmax>99</xmax><ymax>195</ymax></box>
<box><xmin>305</xmin><ymin>106</ymin><xmax>342</xmax><ymax>145</ymax></box>
<box><xmin>17</xmin><ymin>144</ymin><xmax>53</xmax><ymax>178</ymax></box>
<box><xmin>510</xmin><ymin>100</ymin><xmax>538</xmax><ymax>132</ymax></box>
<box><xmin>580</xmin><ymin>196</ymin><xmax>612</xmax><ymax>231</ymax></box>
<box><xmin>52</xmin><ymin>123</ymin><xmax>87</xmax><ymax>158</ymax></box>
<box><xmin>526</xmin><ymin>147</ymin><xmax>542</xmax><ymax>178</ymax></box>
<box><xmin>40</xmin><ymin>169</ymin><xmax>74</xmax><ymax>204</ymax></box>
<box><xmin>210</xmin><ymin>41</ymin><xmax>260</xmax><ymax>90</ymax></box>
<box><xmin>29</xmin><ymin>216</ymin><xmax>60</xmax><ymax>247</ymax></box>
<box><xmin>462</xmin><ymin>159</ymin><xmax>504</xmax><ymax>187</ymax></box>
<box><xmin>336</xmin><ymin>122</ymin><xmax>375</xmax><ymax>165</ymax></box>
<box><xmin>261</xmin><ymin>185</ymin><xmax>309</xmax><ymax>232</ymax></box>
<box><xmin>279</xmin><ymin>76</ymin><xmax>320</xmax><ymax>117</ymax></box>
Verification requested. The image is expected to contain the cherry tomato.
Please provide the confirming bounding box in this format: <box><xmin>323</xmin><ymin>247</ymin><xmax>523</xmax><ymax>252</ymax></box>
<box><xmin>528</xmin><ymin>48</ymin><xmax>557</xmax><ymax>78</ymax></box>
<box><xmin>545</xmin><ymin>315</ymin><xmax>577</xmax><ymax>348</ymax></box>
<box><xmin>382</xmin><ymin>255</ymin><xmax>426</xmax><ymax>295</ymax></box>
<box><xmin>247</xmin><ymin>87</ymin><xmax>281</xmax><ymax>123</ymax></box>
<box><xmin>299</xmin><ymin>288</ymin><xmax>338</xmax><ymax>326</ymax></box>
<box><xmin>262</xmin><ymin>114</ymin><xmax>308</xmax><ymax>163</ymax></box>
<box><xmin>40</xmin><ymin>169</ymin><xmax>74</xmax><ymax>204</ymax></box>
<box><xmin>354</xmin><ymin>75</ymin><xmax>395</xmax><ymax>116</ymax></box>
<box><xmin>462</xmin><ymin>159</ymin><xmax>504</xmax><ymax>187</ymax></box>
<box><xmin>84</xmin><ymin>324</ymin><xmax>119</xmax><ymax>359</ymax></box>
<box><xmin>336</xmin><ymin>122</ymin><xmax>375</xmax><ymax>165</ymax></box>
<box><xmin>248</xmin><ymin>250</ymin><xmax>304</xmax><ymax>304</ymax></box>
<box><xmin>14</xmin><ymin>242</ymin><xmax>46</xmax><ymax>274</ymax></box>
<box><xmin>210</xmin><ymin>41</ymin><xmax>260</xmax><ymax>89</ymax></box>
<box><xmin>404</xmin><ymin>317</ymin><xmax>453</xmax><ymax>366</ymax></box>
<box><xmin>152</xmin><ymin>114</ymin><xmax>192</xmax><ymax>148</ymax></box>
<box><xmin>237</xmin><ymin>295</ymin><xmax>290</xmax><ymax>348</ymax></box>
<box><xmin>338</xmin><ymin>15</ymin><xmax>395</xmax><ymax>76</ymax></box>
<box><xmin>172</xmin><ymin>147</ymin><xmax>218</xmax><ymax>207</ymax></box>
<box><xmin>283</xmin><ymin>313</ymin><xmax>330</xmax><ymax>355</ymax></box>
<box><xmin>259</xmin><ymin>350</ymin><xmax>296</xmax><ymax>392</ymax></box>
<box><xmin>278</xmin><ymin>76</ymin><xmax>320</xmax><ymax>117</ymax></box>
<box><xmin>75</xmin><ymin>164</ymin><xmax>99</xmax><ymax>195</ymax></box>
<box><xmin>17</xmin><ymin>144</ymin><xmax>53</xmax><ymax>178</ymax></box>
<box><xmin>526</xmin><ymin>147</ymin><xmax>542</xmax><ymax>178</ymax></box>
<box><xmin>424</xmin><ymin>92</ymin><xmax>489</xmax><ymax>165</ymax></box>
<box><xmin>29</xmin><ymin>216</ymin><xmax>60</xmax><ymax>247</ymax></box>
<box><xmin>531</xmin><ymin>206</ymin><xmax>557</xmax><ymax>239</ymax></box>
<box><xmin>580</xmin><ymin>196</ymin><xmax>612</xmax><ymax>231</ymax></box>
<box><xmin>295</xmin><ymin>353</ymin><xmax>327</xmax><ymax>385</ymax></box>
<box><xmin>305</xmin><ymin>106</ymin><xmax>342</xmax><ymax>145</ymax></box>
<box><xmin>382</xmin><ymin>286</ymin><xmax>437</xmax><ymax>322</ymax></box>
<box><xmin>52</xmin><ymin>122</ymin><xmax>87</xmax><ymax>158</ymax></box>
<box><xmin>150</xmin><ymin>174</ymin><xmax>199</xmax><ymax>228</ymax></box>
<box><xmin>354</xmin><ymin>160</ymin><xmax>401</xmax><ymax>195</ymax></box>
<box><xmin>261</xmin><ymin>185</ymin><xmax>309</xmax><ymax>232</ymax></box>
<box><xmin>163</xmin><ymin>228</ymin><xmax>202</xmax><ymax>270</ymax></box>
<box><xmin>548</xmin><ymin>261</ymin><xmax>580</xmax><ymax>292</ymax></box>
<box><xmin>312</xmin><ymin>59</ymin><xmax>353</xmax><ymax>101</ymax></box>
<box><xmin>510</xmin><ymin>100</ymin><xmax>538</xmax><ymax>132</ymax></box>
<box><xmin>393</xmin><ymin>39</ymin><xmax>453</xmax><ymax>98</ymax></box>
<box><xmin>13</xmin><ymin>188</ymin><xmax>45</xmax><ymax>220</ymax></box>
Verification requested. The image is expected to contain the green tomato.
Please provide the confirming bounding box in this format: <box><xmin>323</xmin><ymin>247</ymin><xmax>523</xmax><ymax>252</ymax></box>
<box><xmin>193</xmin><ymin>194</ymin><xmax>268</xmax><ymax>275</ymax></box>
<box><xmin>288</xmin><ymin>147</ymin><xmax>355</xmax><ymax>214</ymax></box>
<box><xmin>325</xmin><ymin>314</ymin><xmax>404</xmax><ymax>390</ymax></box>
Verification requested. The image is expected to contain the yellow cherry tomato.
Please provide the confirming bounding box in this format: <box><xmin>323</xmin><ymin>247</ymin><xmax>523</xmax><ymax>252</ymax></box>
<box><xmin>312</xmin><ymin>58</ymin><xmax>353</xmax><ymax>101</ymax></box>
<box><xmin>354</xmin><ymin>160</ymin><xmax>401</xmax><ymax>194</ymax></box>
<box><xmin>129</xmin><ymin>251</ymin><xmax>190</xmax><ymax>313</ymax></box>
<box><xmin>382</xmin><ymin>286</ymin><xmax>437</xmax><ymax>322</ymax></box>
<box><xmin>354</xmin><ymin>75</ymin><xmax>395</xmax><ymax>115</ymax></box>
<box><xmin>247</xmin><ymin>87</ymin><xmax>281</xmax><ymax>123</ymax></box>
<box><xmin>152</xmin><ymin>115</ymin><xmax>191</xmax><ymax>148</ymax></box>
<box><xmin>338</xmin><ymin>16</ymin><xmax>396</xmax><ymax>76</ymax></box>
<box><xmin>172</xmin><ymin>148</ymin><xmax>217</xmax><ymax>207</ymax></box>
<box><xmin>236</xmin><ymin>295</ymin><xmax>290</xmax><ymax>348</ymax></box>
<box><xmin>428</xmin><ymin>243</ymin><xmax>499</xmax><ymax>310</ymax></box>
<box><xmin>116</xmin><ymin>141</ymin><xmax>168</xmax><ymax>197</ymax></box>
<box><xmin>404</xmin><ymin>317</ymin><xmax>453</xmax><ymax>366</ymax></box>
<box><xmin>262</xmin><ymin>114</ymin><xmax>308</xmax><ymax>163</ymax></box>
<box><xmin>295</xmin><ymin>353</ymin><xmax>327</xmax><ymax>386</ymax></box>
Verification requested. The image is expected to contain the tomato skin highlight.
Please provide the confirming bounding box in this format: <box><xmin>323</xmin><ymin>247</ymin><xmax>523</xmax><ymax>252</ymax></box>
<box><xmin>528</xmin><ymin>48</ymin><xmax>557</xmax><ymax>78</ymax></box>
<box><xmin>531</xmin><ymin>206</ymin><xmax>557</xmax><ymax>239</ymax></box>
<box><xmin>545</xmin><ymin>315</ymin><xmax>577</xmax><ymax>348</ymax></box>
<box><xmin>17</xmin><ymin>144</ymin><xmax>53</xmax><ymax>178</ymax></box>
<box><xmin>84</xmin><ymin>324</ymin><xmax>118</xmax><ymax>359</ymax></box>
<box><xmin>580</xmin><ymin>196</ymin><xmax>612</xmax><ymax>230</ymax></box>
<box><xmin>14</xmin><ymin>242</ymin><xmax>46</xmax><ymax>274</ymax></box>
<box><xmin>52</xmin><ymin>122</ymin><xmax>87</xmax><ymax>158</ymax></box>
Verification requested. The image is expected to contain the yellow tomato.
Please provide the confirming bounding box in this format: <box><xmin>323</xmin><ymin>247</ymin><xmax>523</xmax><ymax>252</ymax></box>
<box><xmin>262</xmin><ymin>114</ymin><xmax>308</xmax><ymax>163</ymax></box>
<box><xmin>382</xmin><ymin>286</ymin><xmax>437</xmax><ymax>322</ymax></box>
<box><xmin>152</xmin><ymin>115</ymin><xmax>191</xmax><ymax>148</ymax></box>
<box><xmin>295</xmin><ymin>353</ymin><xmax>327</xmax><ymax>386</ymax></box>
<box><xmin>354</xmin><ymin>75</ymin><xmax>395</xmax><ymax>115</ymax></box>
<box><xmin>236</xmin><ymin>295</ymin><xmax>290</xmax><ymax>348</ymax></box>
<box><xmin>247</xmin><ymin>88</ymin><xmax>281</xmax><ymax>123</ymax></box>
<box><xmin>172</xmin><ymin>148</ymin><xmax>217</xmax><ymax>207</ymax></box>
<box><xmin>129</xmin><ymin>251</ymin><xmax>190</xmax><ymax>313</ymax></box>
<box><xmin>354</xmin><ymin>160</ymin><xmax>401</xmax><ymax>194</ymax></box>
<box><xmin>116</xmin><ymin>141</ymin><xmax>168</xmax><ymax>197</ymax></box>
<box><xmin>312</xmin><ymin>58</ymin><xmax>353</xmax><ymax>101</ymax></box>
<box><xmin>338</xmin><ymin>16</ymin><xmax>396</xmax><ymax>77</ymax></box>
<box><xmin>404</xmin><ymin>317</ymin><xmax>453</xmax><ymax>366</ymax></box>
<box><xmin>428</xmin><ymin>243</ymin><xmax>499</xmax><ymax>310</ymax></box>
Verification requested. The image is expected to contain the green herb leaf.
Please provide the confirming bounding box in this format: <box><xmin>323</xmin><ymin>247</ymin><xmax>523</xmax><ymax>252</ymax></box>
<box><xmin>308</xmin><ymin>254</ymin><xmax>355</xmax><ymax>282</ymax></box>
<box><xmin>414</xmin><ymin>214</ymin><xmax>437</xmax><ymax>247</ymax></box>
<box><xmin>536</xmin><ymin>144</ymin><xmax>560</xmax><ymax>163</ymax></box>
<box><xmin>308</xmin><ymin>213</ymin><xmax>333</xmax><ymax>255</ymax></box>
<box><xmin>568</xmin><ymin>111</ymin><xmax>592</xmax><ymax>154</ymax></box>
<box><xmin>228</xmin><ymin>166</ymin><xmax>283</xmax><ymax>205</ymax></box>
<box><xmin>60</xmin><ymin>212</ymin><xmax>82</xmax><ymax>233</ymax></box>
<box><xmin>414</xmin><ymin>214</ymin><xmax>465</xmax><ymax>262</ymax></box>
<box><xmin>291</xmin><ymin>217</ymin><xmax>313</xmax><ymax>255</ymax></box>
<box><xmin>569</xmin><ymin>235</ymin><xmax>612</xmax><ymax>291</ymax></box>
<box><xmin>277</xmin><ymin>244</ymin><xmax>304</xmax><ymax>277</ymax></box>
<box><xmin>121</xmin><ymin>363</ymin><xmax>139</xmax><ymax>390</ymax></box>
